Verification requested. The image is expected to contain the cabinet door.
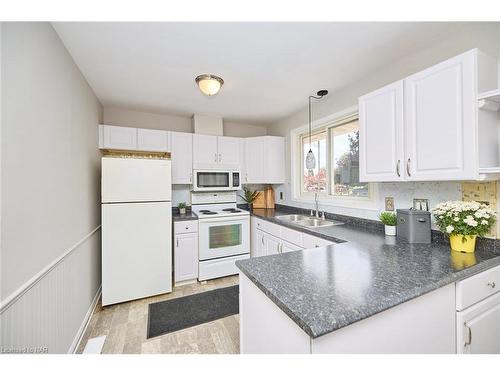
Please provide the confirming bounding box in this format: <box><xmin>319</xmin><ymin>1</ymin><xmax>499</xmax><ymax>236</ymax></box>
<box><xmin>171</xmin><ymin>132</ymin><xmax>193</xmax><ymax>184</ymax></box>
<box><xmin>245</xmin><ymin>137</ymin><xmax>265</xmax><ymax>183</ymax></box>
<box><xmin>101</xmin><ymin>125</ymin><xmax>137</xmax><ymax>150</ymax></box>
<box><xmin>281</xmin><ymin>240</ymin><xmax>303</xmax><ymax>253</ymax></box>
<box><xmin>193</xmin><ymin>134</ymin><xmax>219</xmax><ymax>169</ymax></box>
<box><xmin>359</xmin><ymin>81</ymin><xmax>404</xmax><ymax>182</ymax></box>
<box><xmin>404</xmin><ymin>50</ymin><xmax>477</xmax><ymax>181</ymax></box>
<box><xmin>174</xmin><ymin>233</ymin><xmax>199</xmax><ymax>283</ymax></box>
<box><xmin>457</xmin><ymin>292</ymin><xmax>500</xmax><ymax>354</ymax></box>
<box><xmin>137</xmin><ymin>128</ymin><xmax>169</xmax><ymax>151</ymax></box>
<box><xmin>264</xmin><ymin>136</ymin><xmax>286</xmax><ymax>183</ymax></box>
<box><xmin>264</xmin><ymin>233</ymin><xmax>281</xmax><ymax>256</ymax></box>
<box><xmin>218</xmin><ymin>136</ymin><xmax>240</xmax><ymax>169</ymax></box>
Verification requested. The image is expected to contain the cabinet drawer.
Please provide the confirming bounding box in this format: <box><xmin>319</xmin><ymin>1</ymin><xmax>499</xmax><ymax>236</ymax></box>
<box><xmin>456</xmin><ymin>265</ymin><xmax>500</xmax><ymax>311</ymax></box>
<box><xmin>280</xmin><ymin>226</ymin><xmax>303</xmax><ymax>247</ymax></box>
<box><xmin>253</xmin><ymin>217</ymin><xmax>281</xmax><ymax>238</ymax></box>
<box><xmin>174</xmin><ymin>221</ymin><xmax>199</xmax><ymax>234</ymax></box>
<box><xmin>302</xmin><ymin>233</ymin><xmax>334</xmax><ymax>249</ymax></box>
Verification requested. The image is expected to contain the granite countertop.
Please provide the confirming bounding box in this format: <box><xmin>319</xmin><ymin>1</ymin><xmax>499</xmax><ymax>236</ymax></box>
<box><xmin>172</xmin><ymin>211</ymin><xmax>198</xmax><ymax>222</ymax></box>
<box><xmin>236</xmin><ymin>207</ymin><xmax>500</xmax><ymax>339</ymax></box>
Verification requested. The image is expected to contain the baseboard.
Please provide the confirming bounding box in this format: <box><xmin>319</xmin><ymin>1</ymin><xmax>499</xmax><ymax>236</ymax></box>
<box><xmin>69</xmin><ymin>285</ymin><xmax>102</xmax><ymax>354</ymax></box>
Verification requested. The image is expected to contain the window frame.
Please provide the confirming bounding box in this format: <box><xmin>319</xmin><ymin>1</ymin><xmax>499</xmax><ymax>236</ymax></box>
<box><xmin>291</xmin><ymin>106</ymin><xmax>375</xmax><ymax>208</ymax></box>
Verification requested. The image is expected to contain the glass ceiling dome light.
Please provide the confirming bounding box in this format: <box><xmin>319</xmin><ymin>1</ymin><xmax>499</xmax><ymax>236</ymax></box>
<box><xmin>306</xmin><ymin>89</ymin><xmax>329</xmax><ymax>170</ymax></box>
<box><xmin>195</xmin><ymin>74</ymin><xmax>224</xmax><ymax>96</ymax></box>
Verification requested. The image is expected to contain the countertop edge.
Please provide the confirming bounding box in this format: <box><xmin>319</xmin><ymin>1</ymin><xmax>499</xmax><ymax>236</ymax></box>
<box><xmin>236</xmin><ymin>253</ymin><xmax>500</xmax><ymax>338</ymax></box>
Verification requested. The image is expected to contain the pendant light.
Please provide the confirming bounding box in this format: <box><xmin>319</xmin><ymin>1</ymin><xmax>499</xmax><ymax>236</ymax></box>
<box><xmin>195</xmin><ymin>74</ymin><xmax>224</xmax><ymax>96</ymax></box>
<box><xmin>306</xmin><ymin>90</ymin><xmax>329</xmax><ymax>170</ymax></box>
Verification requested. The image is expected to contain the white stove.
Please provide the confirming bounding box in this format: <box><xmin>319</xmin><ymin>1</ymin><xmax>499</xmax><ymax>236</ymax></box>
<box><xmin>191</xmin><ymin>192</ymin><xmax>250</xmax><ymax>281</ymax></box>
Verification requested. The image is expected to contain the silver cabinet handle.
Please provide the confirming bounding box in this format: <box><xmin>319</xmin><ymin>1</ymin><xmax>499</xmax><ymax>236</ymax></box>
<box><xmin>261</xmin><ymin>236</ymin><xmax>264</xmax><ymax>245</ymax></box>
<box><xmin>396</xmin><ymin>160</ymin><xmax>401</xmax><ymax>177</ymax></box>
<box><xmin>464</xmin><ymin>323</ymin><xmax>472</xmax><ymax>346</ymax></box>
<box><xmin>214</xmin><ymin>153</ymin><xmax>217</xmax><ymax>162</ymax></box>
<box><xmin>219</xmin><ymin>153</ymin><xmax>221</xmax><ymax>162</ymax></box>
<box><xmin>406</xmin><ymin>158</ymin><xmax>411</xmax><ymax>177</ymax></box>
<box><xmin>488</xmin><ymin>282</ymin><xmax>496</xmax><ymax>288</ymax></box>
<box><xmin>176</xmin><ymin>239</ymin><xmax>179</xmax><ymax>247</ymax></box>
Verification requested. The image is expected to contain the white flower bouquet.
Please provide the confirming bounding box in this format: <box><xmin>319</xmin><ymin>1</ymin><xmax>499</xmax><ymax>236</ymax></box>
<box><xmin>432</xmin><ymin>201</ymin><xmax>496</xmax><ymax>252</ymax></box>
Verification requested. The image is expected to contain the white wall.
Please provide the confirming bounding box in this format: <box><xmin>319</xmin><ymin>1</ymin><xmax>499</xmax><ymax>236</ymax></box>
<box><xmin>267</xmin><ymin>23</ymin><xmax>500</xmax><ymax>220</ymax></box>
<box><xmin>103</xmin><ymin>106</ymin><xmax>193</xmax><ymax>132</ymax></box>
<box><xmin>1</xmin><ymin>23</ymin><xmax>102</xmax><ymax>352</ymax></box>
<box><xmin>103</xmin><ymin>106</ymin><xmax>268</xmax><ymax>137</ymax></box>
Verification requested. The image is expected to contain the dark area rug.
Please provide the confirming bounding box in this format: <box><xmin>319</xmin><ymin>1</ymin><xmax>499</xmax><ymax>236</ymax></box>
<box><xmin>147</xmin><ymin>285</ymin><xmax>239</xmax><ymax>339</ymax></box>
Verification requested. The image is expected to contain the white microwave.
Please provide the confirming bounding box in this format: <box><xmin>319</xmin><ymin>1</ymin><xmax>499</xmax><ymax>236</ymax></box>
<box><xmin>192</xmin><ymin>170</ymin><xmax>241</xmax><ymax>191</ymax></box>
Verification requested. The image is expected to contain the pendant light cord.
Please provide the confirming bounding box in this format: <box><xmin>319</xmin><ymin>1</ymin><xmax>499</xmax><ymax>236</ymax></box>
<box><xmin>308</xmin><ymin>94</ymin><xmax>323</xmax><ymax>149</ymax></box>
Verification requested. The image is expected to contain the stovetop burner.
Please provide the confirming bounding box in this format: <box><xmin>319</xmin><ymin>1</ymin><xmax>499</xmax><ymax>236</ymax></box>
<box><xmin>201</xmin><ymin>211</ymin><xmax>217</xmax><ymax>215</ymax></box>
<box><xmin>199</xmin><ymin>210</ymin><xmax>212</xmax><ymax>213</ymax></box>
<box><xmin>222</xmin><ymin>208</ymin><xmax>241</xmax><ymax>212</ymax></box>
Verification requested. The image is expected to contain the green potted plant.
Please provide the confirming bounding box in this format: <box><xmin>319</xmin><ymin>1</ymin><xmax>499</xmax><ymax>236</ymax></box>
<box><xmin>240</xmin><ymin>187</ymin><xmax>260</xmax><ymax>211</ymax></box>
<box><xmin>432</xmin><ymin>201</ymin><xmax>496</xmax><ymax>253</ymax></box>
<box><xmin>178</xmin><ymin>202</ymin><xmax>187</xmax><ymax>215</ymax></box>
<box><xmin>379</xmin><ymin>211</ymin><xmax>397</xmax><ymax>236</ymax></box>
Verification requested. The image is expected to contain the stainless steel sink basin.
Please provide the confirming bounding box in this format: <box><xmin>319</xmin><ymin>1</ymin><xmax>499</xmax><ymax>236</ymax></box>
<box><xmin>295</xmin><ymin>218</ymin><xmax>344</xmax><ymax>228</ymax></box>
<box><xmin>276</xmin><ymin>214</ymin><xmax>343</xmax><ymax>228</ymax></box>
<box><xmin>275</xmin><ymin>214</ymin><xmax>311</xmax><ymax>222</ymax></box>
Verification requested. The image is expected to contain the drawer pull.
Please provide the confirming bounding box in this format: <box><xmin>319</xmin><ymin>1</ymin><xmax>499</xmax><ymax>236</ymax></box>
<box><xmin>487</xmin><ymin>282</ymin><xmax>496</xmax><ymax>289</ymax></box>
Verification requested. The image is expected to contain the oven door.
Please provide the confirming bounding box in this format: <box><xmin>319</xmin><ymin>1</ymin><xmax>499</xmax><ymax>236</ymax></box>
<box><xmin>199</xmin><ymin>216</ymin><xmax>250</xmax><ymax>260</ymax></box>
<box><xmin>193</xmin><ymin>170</ymin><xmax>233</xmax><ymax>191</ymax></box>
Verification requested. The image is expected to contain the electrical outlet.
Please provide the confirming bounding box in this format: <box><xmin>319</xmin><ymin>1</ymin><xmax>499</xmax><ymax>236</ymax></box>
<box><xmin>385</xmin><ymin>197</ymin><xmax>394</xmax><ymax>211</ymax></box>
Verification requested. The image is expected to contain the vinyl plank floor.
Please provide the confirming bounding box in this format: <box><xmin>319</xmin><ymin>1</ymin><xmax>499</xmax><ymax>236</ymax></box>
<box><xmin>77</xmin><ymin>275</ymin><xmax>239</xmax><ymax>354</ymax></box>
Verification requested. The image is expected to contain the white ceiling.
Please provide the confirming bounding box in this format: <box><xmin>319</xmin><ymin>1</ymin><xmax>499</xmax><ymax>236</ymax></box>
<box><xmin>53</xmin><ymin>22</ymin><xmax>471</xmax><ymax>125</ymax></box>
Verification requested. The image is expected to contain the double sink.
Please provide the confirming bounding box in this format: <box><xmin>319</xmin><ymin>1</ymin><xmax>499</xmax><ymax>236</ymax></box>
<box><xmin>275</xmin><ymin>214</ymin><xmax>344</xmax><ymax>228</ymax></box>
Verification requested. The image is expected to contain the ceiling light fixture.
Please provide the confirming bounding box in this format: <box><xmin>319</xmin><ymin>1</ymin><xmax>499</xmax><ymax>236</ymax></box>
<box><xmin>306</xmin><ymin>89</ymin><xmax>329</xmax><ymax>171</ymax></box>
<box><xmin>195</xmin><ymin>74</ymin><xmax>224</xmax><ymax>96</ymax></box>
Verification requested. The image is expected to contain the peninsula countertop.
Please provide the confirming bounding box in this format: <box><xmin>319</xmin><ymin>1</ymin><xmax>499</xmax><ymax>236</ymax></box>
<box><xmin>236</xmin><ymin>208</ymin><xmax>500</xmax><ymax>338</ymax></box>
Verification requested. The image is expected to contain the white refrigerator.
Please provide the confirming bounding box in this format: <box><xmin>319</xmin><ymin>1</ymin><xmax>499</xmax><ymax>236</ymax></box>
<box><xmin>101</xmin><ymin>156</ymin><xmax>172</xmax><ymax>306</ymax></box>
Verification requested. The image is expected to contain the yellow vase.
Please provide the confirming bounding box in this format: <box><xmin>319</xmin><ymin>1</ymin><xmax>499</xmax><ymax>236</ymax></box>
<box><xmin>449</xmin><ymin>234</ymin><xmax>477</xmax><ymax>253</ymax></box>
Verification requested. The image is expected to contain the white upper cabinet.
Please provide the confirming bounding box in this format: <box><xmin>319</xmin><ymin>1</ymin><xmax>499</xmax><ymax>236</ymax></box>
<box><xmin>359</xmin><ymin>81</ymin><xmax>404</xmax><ymax>182</ymax></box>
<box><xmin>137</xmin><ymin>128</ymin><xmax>170</xmax><ymax>152</ymax></box>
<box><xmin>99</xmin><ymin>125</ymin><xmax>169</xmax><ymax>152</ymax></box>
<box><xmin>192</xmin><ymin>134</ymin><xmax>241</xmax><ymax>170</ymax></box>
<box><xmin>99</xmin><ymin>125</ymin><xmax>137</xmax><ymax>150</ymax></box>
<box><xmin>359</xmin><ymin>49</ymin><xmax>498</xmax><ymax>182</ymax></box>
<box><xmin>264</xmin><ymin>136</ymin><xmax>286</xmax><ymax>183</ymax></box>
<box><xmin>404</xmin><ymin>51</ymin><xmax>476</xmax><ymax>180</ymax></box>
<box><xmin>193</xmin><ymin>134</ymin><xmax>219</xmax><ymax>169</ymax></box>
<box><xmin>171</xmin><ymin>131</ymin><xmax>193</xmax><ymax>184</ymax></box>
<box><xmin>244</xmin><ymin>136</ymin><xmax>285</xmax><ymax>184</ymax></box>
<box><xmin>245</xmin><ymin>137</ymin><xmax>265</xmax><ymax>183</ymax></box>
<box><xmin>218</xmin><ymin>136</ymin><xmax>240</xmax><ymax>169</ymax></box>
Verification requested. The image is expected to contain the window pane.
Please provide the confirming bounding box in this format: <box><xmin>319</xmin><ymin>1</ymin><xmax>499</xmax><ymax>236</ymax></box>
<box><xmin>330</xmin><ymin>120</ymin><xmax>368</xmax><ymax>197</ymax></box>
<box><xmin>302</xmin><ymin>131</ymin><xmax>327</xmax><ymax>192</ymax></box>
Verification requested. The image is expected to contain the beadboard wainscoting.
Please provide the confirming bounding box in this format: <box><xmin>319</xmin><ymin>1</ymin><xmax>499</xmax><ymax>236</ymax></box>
<box><xmin>0</xmin><ymin>227</ymin><xmax>102</xmax><ymax>354</ymax></box>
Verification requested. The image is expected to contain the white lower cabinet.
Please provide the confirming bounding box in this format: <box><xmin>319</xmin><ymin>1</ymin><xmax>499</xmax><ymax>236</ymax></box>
<box><xmin>456</xmin><ymin>264</ymin><xmax>500</xmax><ymax>354</ymax></box>
<box><xmin>457</xmin><ymin>293</ymin><xmax>500</xmax><ymax>353</ymax></box>
<box><xmin>264</xmin><ymin>233</ymin><xmax>281</xmax><ymax>256</ymax></box>
<box><xmin>174</xmin><ymin>221</ymin><xmax>198</xmax><ymax>284</ymax></box>
<box><xmin>252</xmin><ymin>217</ymin><xmax>328</xmax><ymax>257</ymax></box>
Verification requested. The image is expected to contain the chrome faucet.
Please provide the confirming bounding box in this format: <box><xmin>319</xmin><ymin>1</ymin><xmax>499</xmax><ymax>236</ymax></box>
<box><xmin>314</xmin><ymin>192</ymin><xmax>319</xmax><ymax>218</ymax></box>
